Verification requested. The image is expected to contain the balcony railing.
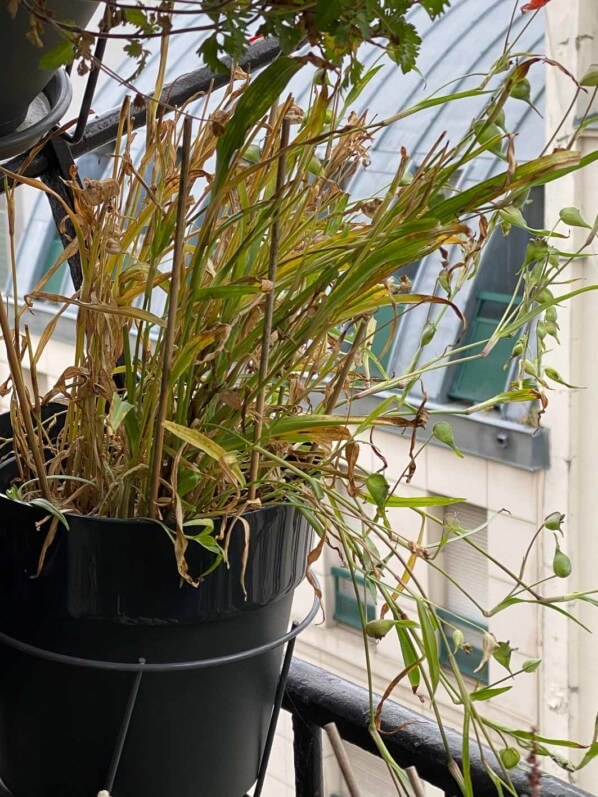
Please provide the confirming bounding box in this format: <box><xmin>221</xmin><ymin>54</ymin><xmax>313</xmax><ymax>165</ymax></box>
<box><xmin>283</xmin><ymin>658</ymin><xmax>591</xmax><ymax>797</ymax></box>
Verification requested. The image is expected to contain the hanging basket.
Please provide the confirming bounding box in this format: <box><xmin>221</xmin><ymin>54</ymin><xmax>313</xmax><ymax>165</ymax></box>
<box><xmin>0</xmin><ymin>416</ymin><xmax>313</xmax><ymax>797</ymax></box>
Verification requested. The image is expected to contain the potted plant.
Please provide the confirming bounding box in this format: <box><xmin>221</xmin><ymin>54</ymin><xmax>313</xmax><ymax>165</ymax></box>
<box><xmin>0</xmin><ymin>5</ymin><xmax>598</xmax><ymax>796</ymax></box>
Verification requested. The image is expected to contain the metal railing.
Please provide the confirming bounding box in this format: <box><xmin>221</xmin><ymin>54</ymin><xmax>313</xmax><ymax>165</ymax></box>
<box><xmin>283</xmin><ymin>659</ymin><xmax>591</xmax><ymax>797</ymax></box>
<box><xmin>0</xmin><ymin>42</ymin><xmax>591</xmax><ymax>797</ymax></box>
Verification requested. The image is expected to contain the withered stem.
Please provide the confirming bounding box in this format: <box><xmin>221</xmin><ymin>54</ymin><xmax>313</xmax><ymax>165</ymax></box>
<box><xmin>248</xmin><ymin>116</ymin><xmax>290</xmax><ymax>501</ymax></box>
<box><xmin>149</xmin><ymin>115</ymin><xmax>193</xmax><ymax>517</ymax></box>
<box><xmin>0</xmin><ymin>291</ymin><xmax>51</xmax><ymax>500</ymax></box>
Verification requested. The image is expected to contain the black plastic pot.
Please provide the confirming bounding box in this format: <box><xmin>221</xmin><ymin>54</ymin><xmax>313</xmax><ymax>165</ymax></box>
<box><xmin>0</xmin><ymin>0</ymin><xmax>98</xmax><ymax>135</ymax></box>
<box><xmin>0</xmin><ymin>452</ymin><xmax>312</xmax><ymax>796</ymax></box>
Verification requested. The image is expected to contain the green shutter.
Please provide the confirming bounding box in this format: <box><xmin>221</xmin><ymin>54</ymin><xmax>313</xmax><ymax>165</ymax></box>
<box><xmin>39</xmin><ymin>234</ymin><xmax>68</xmax><ymax>294</ymax></box>
<box><xmin>332</xmin><ymin>567</ymin><xmax>376</xmax><ymax>629</ymax></box>
<box><xmin>450</xmin><ymin>291</ymin><xmax>519</xmax><ymax>404</ymax></box>
<box><xmin>437</xmin><ymin>608</ymin><xmax>489</xmax><ymax>683</ymax></box>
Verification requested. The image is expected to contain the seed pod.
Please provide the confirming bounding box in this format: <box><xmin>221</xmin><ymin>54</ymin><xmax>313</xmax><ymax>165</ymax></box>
<box><xmin>510</xmin><ymin>77</ymin><xmax>531</xmax><ymax>103</ymax></box>
<box><xmin>545</xmin><ymin>305</ymin><xmax>558</xmax><ymax>323</ymax></box>
<box><xmin>365</xmin><ymin>619</ymin><xmax>396</xmax><ymax>640</ymax></box>
<box><xmin>494</xmin><ymin>108</ymin><xmax>506</xmax><ymax>130</ymax></box>
<box><xmin>422</xmin><ymin>322</ymin><xmax>435</xmax><ymax>345</ymax></box>
<box><xmin>559</xmin><ymin>207</ymin><xmax>591</xmax><ymax>229</ymax></box>
<box><xmin>452</xmin><ymin>628</ymin><xmax>465</xmax><ymax>651</ymax></box>
<box><xmin>512</xmin><ymin>339</ymin><xmax>525</xmax><ymax>357</ymax></box>
<box><xmin>525</xmin><ymin>238</ymin><xmax>549</xmax><ymax>265</ymax></box>
<box><xmin>473</xmin><ymin>120</ymin><xmax>503</xmax><ymax>156</ymax></box>
<box><xmin>545</xmin><ymin>320</ymin><xmax>559</xmax><ymax>339</ymax></box>
<box><xmin>553</xmin><ymin>541</ymin><xmax>572</xmax><ymax>579</ymax></box>
<box><xmin>438</xmin><ymin>269</ymin><xmax>450</xmax><ymax>294</ymax></box>
<box><xmin>536</xmin><ymin>321</ymin><xmax>547</xmax><ymax>341</ymax></box>
<box><xmin>500</xmin><ymin>748</ymin><xmax>521</xmax><ymax>770</ymax></box>
<box><xmin>524</xmin><ymin>360</ymin><xmax>537</xmax><ymax>377</ymax></box>
<box><xmin>433</xmin><ymin>422</ymin><xmax>464</xmax><ymax>458</ymax></box>
<box><xmin>545</xmin><ymin>511</ymin><xmax>565</xmax><ymax>531</ymax></box>
<box><xmin>537</xmin><ymin>288</ymin><xmax>554</xmax><ymax>305</ymax></box>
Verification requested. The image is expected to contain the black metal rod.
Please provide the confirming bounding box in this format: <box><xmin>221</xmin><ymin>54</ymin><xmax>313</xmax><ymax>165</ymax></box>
<box><xmin>292</xmin><ymin>713</ymin><xmax>323</xmax><ymax>797</ymax></box>
<box><xmin>104</xmin><ymin>661</ymin><xmax>145</xmax><ymax>793</ymax></box>
<box><xmin>253</xmin><ymin>623</ymin><xmax>298</xmax><ymax>797</ymax></box>
<box><xmin>283</xmin><ymin>659</ymin><xmax>592</xmax><ymax>797</ymax></box>
<box><xmin>0</xmin><ymin>37</ymin><xmax>282</xmax><ymax>193</ymax></box>
<box><xmin>65</xmin><ymin>31</ymin><xmax>109</xmax><ymax>145</ymax></box>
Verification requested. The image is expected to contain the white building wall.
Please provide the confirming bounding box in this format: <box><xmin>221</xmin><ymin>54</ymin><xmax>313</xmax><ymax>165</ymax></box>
<box><xmin>544</xmin><ymin>1</ymin><xmax>598</xmax><ymax>792</ymax></box>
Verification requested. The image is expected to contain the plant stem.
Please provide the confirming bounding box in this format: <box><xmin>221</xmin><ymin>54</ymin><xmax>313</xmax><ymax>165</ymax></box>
<box><xmin>148</xmin><ymin>115</ymin><xmax>193</xmax><ymax>517</ymax></box>
<box><xmin>0</xmin><ymin>289</ymin><xmax>51</xmax><ymax>500</ymax></box>
<box><xmin>248</xmin><ymin>116</ymin><xmax>290</xmax><ymax>501</ymax></box>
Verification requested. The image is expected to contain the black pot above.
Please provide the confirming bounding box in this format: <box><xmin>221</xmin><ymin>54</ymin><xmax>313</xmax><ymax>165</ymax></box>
<box><xmin>0</xmin><ymin>0</ymin><xmax>98</xmax><ymax>136</ymax></box>
<box><xmin>0</xmin><ymin>70</ymin><xmax>72</xmax><ymax>160</ymax></box>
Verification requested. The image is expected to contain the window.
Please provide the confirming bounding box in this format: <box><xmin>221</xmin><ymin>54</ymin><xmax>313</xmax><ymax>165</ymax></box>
<box><xmin>36</xmin><ymin>233</ymin><xmax>70</xmax><ymax>295</ymax></box>
<box><xmin>368</xmin><ymin>259</ymin><xmax>421</xmax><ymax>374</ymax></box>
<box><xmin>332</xmin><ymin>567</ymin><xmax>376</xmax><ymax>630</ymax></box>
<box><xmin>437</xmin><ymin>503</ymin><xmax>489</xmax><ymax>682</ymax></box>
<box><xmin>449</xmin><ymin>291</ymin><xmax>519</xmax><ymax>404</ymax></box>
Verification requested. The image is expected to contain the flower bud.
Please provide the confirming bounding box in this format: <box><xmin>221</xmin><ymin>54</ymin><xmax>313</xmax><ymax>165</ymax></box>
<box><xmin>433</xmin><ymin>422</ymin><xmax>464</xmax><ymax>458</ymax></box>
<box><xmin>500</xmin><ymin>747</ymin><xmax>521</xmax><ymax>770</ymax></box>
<box><xmin>525</xmin><ymin>238</ymin><xmax>549</xmax><ymax>266</ymax></box>
<box><xmin>545</xmin><ymin>320</ymin><xmax>559</xmax><ymax>339</ymax></box>
<box><xmin>536</xmin><ymin>321</ymin><xmax>547</xmax><ymax>341</ymax></box>
<box><xmin>559</xmin><ymin>207</ymin><xmax>591</xmax><ymax>229</ymax></box>
<box><xmin>512</xmin><ymin>339</ymin><xmax>525</xmax><ymax>357</ymax></box>
<box><xmin>365</xmin><ymin>619</ymin><xmax>395</xmax><ymax>640</ymax></box>
<box><xmin>553</xmin><ymin>542</ymin><xmax>572</xmax><ymax>579</ymax></box>
<box><xmin>537</xmin><ymin>288</ymin><xmax>554</xmax><ymax>304</ymax></box>
<box><xmin>452</xmin><ymin>628</ymin><xmax>464</xmax><ymax>651</ymax></box>
<box><xmin>545</xmin><ymin>511</ymin><xmax>565</xmax><ymax>531</ymax></box>
<box><xmin>510</xmin><ymin>77</ymin><xmax>531</xmax><ymax>103</ymax></box>
<box><xmin>438</xmin><ymin>269</ymin><xmax>450</xmax><ymax>293</ymax></box>
<box><xmin>422</xmin><ymin>322</ymin><xmax>435</xmax><ymax>346</ymax></box>
<box><xmin>545</xmin><ymin>306</ymin><xmax>558</xmax><ymax>323</ymax></box>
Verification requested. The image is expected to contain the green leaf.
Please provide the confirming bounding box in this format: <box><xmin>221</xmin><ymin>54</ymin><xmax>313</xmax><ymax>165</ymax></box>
<box><xmin>522</xmin><ymin>658</ymin><xmax>542</xmax><ymax>673</ymax></box>
<box><xmin>580</xmin><ymin>66</ymin><xmax>598</xmax><ymax>88</ymax></box>
<box><xmin>471</xmin><ymin>685</ymin><xmax>513</xmax><ymax>702</ymax></box>
<box><xmin>28</xmin><ymin>498</ymin><xmax>69</xmax><ymax>530</ymax></box>
<box><xmin>433</xmin><ymin>421</ymin><xmax>464</xmax><ymax>458</ymax></box>
<box><xmin>344</xmin><ymin>64</ymin><xmax>384</xmax><ymax>107</ymax></box>
<box><xmin>417</xmin><ymin>600</ymin><xmax>440</xmax><ymax>694</ymax></box>
<box><xmin>387</xmin><ymin>19</ymin><xmax>421</xmax><ymax>74</ymax></box>
<box><xmin>493</xmin><ymin>641</ymin><xmax>513</xmax><ymax>672</ymax></box>
<box><xmin>384</xmin><ymin>494</ymin><xmax>464</xmax><ymax>508</ymax></box>
<box><xmin>124</xmin><ymin>7</ymin><xmax>152</xmax><ymax>31</ymax></box>
<box><xmin>177</xmin><ymin>468</ymin><xmax>201</xmax><ymax>498</ymax></box>
<box><xmin>397</xmin><ymin>626</ymin><xmax>421</xmax><ymax>692</ymax></box>
<box><xmin>163</xmin><ymin>420</ymin><xmax>245</xmax><ymax>487</ymax></box>
<box><xmin>366</xmin><ymin>473</ymin><xmax>389</xmax><ymax>510</ymax></box>
<box><xmin>214</xmin><ymin>56</ymin><xmax>303</xmax><ymax>193</ymax></box>
<box><xmin>108</xmin><ymin>393</ymin><xmax>134</xmax><ymax>433</ymax></box>
<box><xmin>39</xmin><ymin>38</ymin><xmax>75</xmax><ymax>71</ymax></box>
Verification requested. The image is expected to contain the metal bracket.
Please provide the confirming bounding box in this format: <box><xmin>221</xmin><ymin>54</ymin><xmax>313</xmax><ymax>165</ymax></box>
<box><xmin>40</xmin><ymin>134</ymin><xmax>84</xmax><ymax>290</ymax></box>
<box><xmin>0</xmin><ymin>577</ymin><xmax>320</xmax><ymax>796</ymax></box>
